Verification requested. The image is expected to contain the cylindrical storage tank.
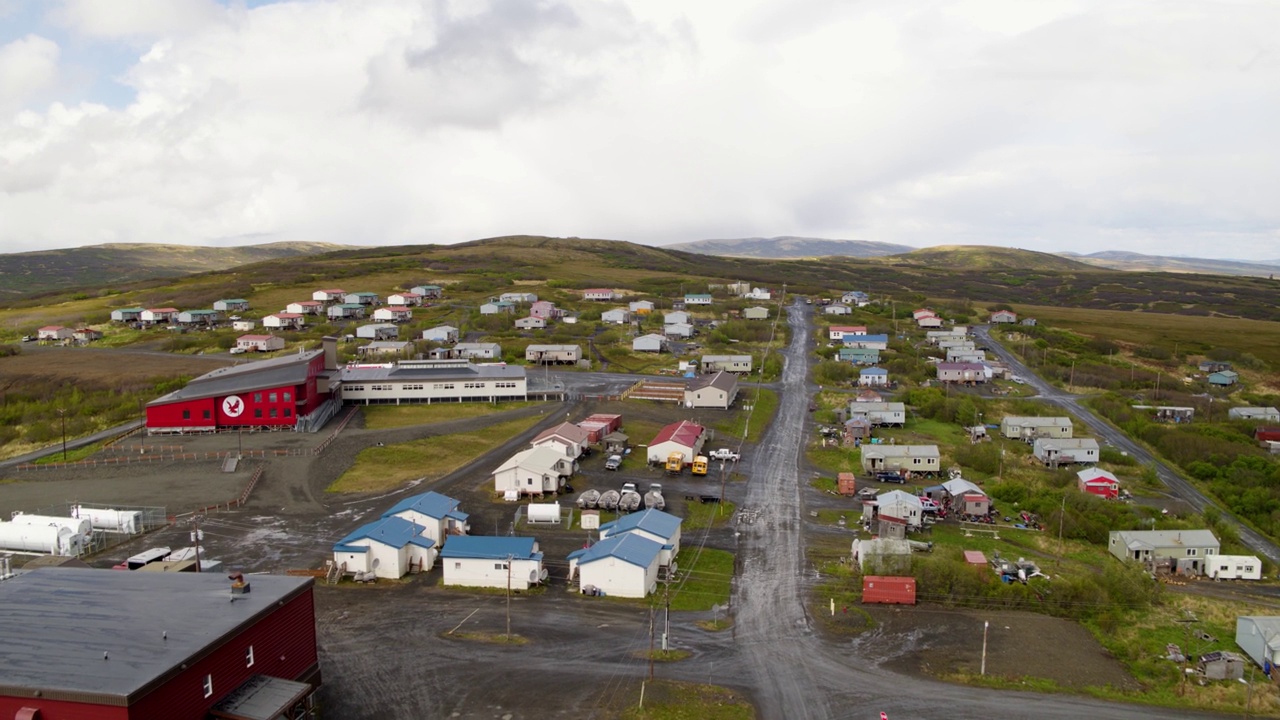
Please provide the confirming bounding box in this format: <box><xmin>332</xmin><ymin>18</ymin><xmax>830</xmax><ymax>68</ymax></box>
<box><xmin>10</xmin><ymin>513</ymin><xmax>93</xmax><ymax>538</ymax></box>
<box><xmin>0</xmin><ymin>522</ymin><xmax>77</xmax><ymax>555</ymax></box>
<box><xmin>527</xmin><ymin>502</ymin><xmax>561</xmax><ymax>523</ymax></box>
<box><xmin>72</xmin><ymin>506</ymin><xmax>141</xmax><ymax>534</ymax></box>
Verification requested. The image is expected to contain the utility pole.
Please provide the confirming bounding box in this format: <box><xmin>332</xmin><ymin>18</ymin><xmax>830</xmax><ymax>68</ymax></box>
<box><xmin>663</xmin><ymin>582</ymin><xmax>671</xmax><ymax>651</ymax></box>
<box><xmin>647</xmin><ymin>602</ymin><xmax>656</xmax><ymax>680</ymax></box>
<box><xmin>1068</xmin><ymin>360</ymin><xmax>1075</xmax><ymax>393</ymax></box>
<box><xmin>506</xmin><ymin>554</ymin><xmax>513</xmax><ymax>640</ymax></box>
<box><xmin>58</xmin><ymin>408</ymin><xmax>68</xmax><ymax>461</ymax></box>
<box><xmin>1057</xmin><ymin>493</ymin><xmax>1066</xmax><ymax>558</ymax></box>
<box><xmin>191</xmin><ymin>516</ymin><xmax>203</xmax><ymax>573</ymax></box>
<box><xmin>980</xmin><ymin>620</ymin><xmax>989</xmax><ymax>675</ymax></box>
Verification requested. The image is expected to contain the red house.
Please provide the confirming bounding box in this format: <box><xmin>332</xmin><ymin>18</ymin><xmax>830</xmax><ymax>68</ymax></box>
<box><xmin>1256</xmin><ymin>427</ymin><xmax>1280</xmax><ymax>443</ymax></box>
<box><xmin>1076</xmin><ymin>467</ymin><xmax>1120</xmax><ymax>499</ymax></box>
<box><xmin>0</xmin><ymin>567</ymin><xmax>320</xmax><ymax>720</ymax></box>
<box><xmin>146</xmin><ymin>338</ymin><xmax>339</xmax><ymax>434</ymax></box>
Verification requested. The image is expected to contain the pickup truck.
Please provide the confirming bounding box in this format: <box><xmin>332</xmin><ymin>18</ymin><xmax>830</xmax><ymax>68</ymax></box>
<box><xmin>875</xmin><ymin>471</ymin><xmax>906</xmax><ymax>484</ymax></box>
<box><xmin>708</xmin><ymin>449</ymin><xmax>740</xmax><ymax>462</ymax></box>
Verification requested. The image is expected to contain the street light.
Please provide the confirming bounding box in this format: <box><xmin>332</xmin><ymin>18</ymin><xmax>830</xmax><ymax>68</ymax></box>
<box><xmin>57</xmin><ymin>408</ymin><xmax>67</xmax><ymax>461</ymax></box>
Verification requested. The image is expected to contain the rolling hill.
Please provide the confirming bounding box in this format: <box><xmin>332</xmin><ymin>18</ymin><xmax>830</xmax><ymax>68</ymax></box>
<box><xmin>879</xmin><ymin>245</ymin><xmax>1098</xmax><ymax>272</ymax></box>
<box><xmin>665</xmin><ymin>236</ymin><xmax>913</xmax><ymax>258</ymax></box>
<box><xmin>1065</xmin><ymin>251</ymin><xmax>1280</xmax><ymax>278</ymax></box>
<box><xmin>0</xmin><ymin>241</ymin><xmax>351</xmax><ymax>299</ymax></box>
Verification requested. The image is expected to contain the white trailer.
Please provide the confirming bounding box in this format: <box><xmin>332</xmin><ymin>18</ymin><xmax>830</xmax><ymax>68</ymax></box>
<box><xmin>0</xmin><ymin>521</ymin><xmax>81</xmax><ymax>556</ymax></box>
<box><xmin>10</xmin><ymin>513</ymin><xmax>92</xmax><ymax>539</ymax></box>
<box><xmin>1208</xmin><ymin>555</ymin><xmax>1262</xmax><ymax>581</ymax></box>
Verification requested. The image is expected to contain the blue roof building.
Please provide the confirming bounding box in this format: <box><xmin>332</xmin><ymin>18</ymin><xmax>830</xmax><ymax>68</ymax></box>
<box><xmin>568</xmin><ymin>534</ymin><xmax>664</xmax><ymax>598</ymax></box>
<box><xmin>599</xmin><ymin>510</ymin><xmax>682</xmax><ymax>568</ymax></box>
<box><xmin>332</xmin><ymin>516</ymin><xmax>437</xmax><ymax>579</ymax></box>
<box><xmin>382</xmin><ymin>491</ymin><xmax>469</xmax><ymax>548</ymax></box>
<box><xmin>440</xmin><ymin>536</ymin><xmax>545</xmax><ymax>590</ymax></box>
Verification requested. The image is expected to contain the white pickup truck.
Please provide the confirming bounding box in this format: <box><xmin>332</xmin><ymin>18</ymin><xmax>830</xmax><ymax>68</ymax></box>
<box><xmin>708</xmin><ymin>449</ymin><xmax>740</xmax><ymax>462</ymax></box>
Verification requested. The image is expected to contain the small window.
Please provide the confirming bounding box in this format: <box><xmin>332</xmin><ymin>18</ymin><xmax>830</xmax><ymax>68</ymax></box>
<box><xmin>269</xmin><ymin>408</ymin><xmax>278</xmax><ymax>418</ymax></box>
<box><xmin>1188</xmin><ymin>549</ymin><xmax>1197</xmax><ymax>556</ymax></box>
<box><xmin>454</xmin><ymin>562</ymin><xmax>461</xmax><ymax>570</ymax></box>
<box><xmin>269</xmin><ymin>392</ymin><xmax>277</xmax><ymax>403</ymax></box>
<box><xmin>495</xmin><ymin>563</ymin><xmax>508</xmax><ymax>570</ymax></box>
<box><xmin>254</xmin><ymin>409</ymin><xmax>263</xmax><ymax>418</ymax></box>
<box><xmin>203</xmin><ymin>674</ymin><xmax>213</xmax><ymax>698</ymax></box>
<box><xmin>284</xmin><ymin>392</ymin><xmax>292</xmax><ymax>402</ymax></box>
<box><xmin>284</xmin><ymin>408</ymin><xmax>292</xmax><ymax>418</ymax></box>
<box><xmin>246</xmin><ymin>646</ymin><xmax>254</xmax><ymax>668</ymax></box>
<box><xmin>182</xmin><ymin>409</ymin><xmax>191</xmax><ymax>419</ymax></box>
<box><xmin>254</xmin><ymin>392</ymin><xmax>262</xmax><ymax>403</ymax></box>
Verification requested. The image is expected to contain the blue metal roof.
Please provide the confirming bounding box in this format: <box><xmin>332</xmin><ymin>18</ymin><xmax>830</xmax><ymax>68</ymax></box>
<box><xmin>599</xmin><ymin>509</ymin><xmax>681</xmax><ymax>540</ymax></box>
<box><xmin>860</xmin><ymin>367</ymin><xmax>888</xmax><ymax>375</ymax></box>
<box><xmin>567</xmin><ymin>533</ymin><xmax>662</xmax><ymax>569</ymax></box>
<box><xmin>440</xmin><ymin>536</ymin><xmax>540</xmax><ymax>561</ymax></box>
<box><xmin>382</xmin><ymin>491</ymin><xmax>463</xmax><ymax>521</ymax></box>
<box><xmin>844</xmin><ymin>333</ymin><xmax>889</xmax><ymax>344</ymax></box>
<box><xmin>333</xmin><ymin>516</ymin><xmax>436</xmax><ymax>552</ymax></box>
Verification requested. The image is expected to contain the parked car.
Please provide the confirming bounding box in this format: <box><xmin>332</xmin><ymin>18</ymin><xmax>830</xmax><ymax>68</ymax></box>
<box><xmin>604</xmin><ymin>454</ymin><xmax>622</xmax><ymax>471</ymax></box>
<box><xmin>875</xmin><ymin>471</ymin><xmax>905</xmax><ymax>484</ymax></box>
<box><xmin>708</xmin><ymin>449</ymin><xmax>740</xmax><ymax>461</ymax></box>
<box><xmin>20</xmin><ymin>335</ymin><xmax>34</xmax><ymax>342</ymax></box>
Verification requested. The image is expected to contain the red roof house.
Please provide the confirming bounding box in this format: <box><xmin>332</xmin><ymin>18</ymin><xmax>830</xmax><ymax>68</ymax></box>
<box><xmin>1076</xmin><ymin>467</ymin><xmax>1120</xmax><ymax>499</ymax></box>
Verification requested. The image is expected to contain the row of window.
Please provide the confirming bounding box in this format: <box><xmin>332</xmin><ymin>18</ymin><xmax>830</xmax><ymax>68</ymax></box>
<box><xmin>343</xmin><ymin>382</ymin><xmax>524</xmax><ymax>392</ymax></box>
<box><xmin>202</xmin><ymin>646</ymin><xmax>255</xmax><ymax>698</ymax></box>
<box><xmin>253</xmin><ymin>391</ymin><xmax>293</xmax><ymax>403</ymax></box>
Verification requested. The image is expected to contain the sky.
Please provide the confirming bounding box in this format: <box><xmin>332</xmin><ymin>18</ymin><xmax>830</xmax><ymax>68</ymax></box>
<box><xmin>1</xmin><ymin>0</ymin><xmax>1278</xmax><ymax>261</ymax></box>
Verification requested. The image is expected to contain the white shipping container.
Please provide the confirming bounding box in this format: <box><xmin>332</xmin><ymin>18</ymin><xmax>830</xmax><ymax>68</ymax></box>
<box><xmin>72</xmin><ymin>506</ymin><xmax>142</xmax><ymax>534</ymax></box>
<box><xmin>0</xmin><ymin>522</ymin><xmax>81</xmax><ymax>556</ymax></box>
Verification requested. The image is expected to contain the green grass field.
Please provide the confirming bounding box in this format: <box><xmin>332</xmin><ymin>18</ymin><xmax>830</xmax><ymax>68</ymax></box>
<box><xmin>713</xmin><ymin>388</ymin><xmax>778</xmax><ymax>444</ymax></box>
<box><xmin>327</xmin><ymin>414</ymin><xmax>543</xmax><ymax>493</ymax></box>
<box><xmin>619</xmin><ymin>679</ymin><xmax>754</xmax><ymax>720</ymax></box>
<box><xmin>668</xmin><ymin>546</ymin><xmax>734</xmax><ymax>612</ymax></box>
<box><xmin>683</xmin><ymin>499</ymin><xmax>736</xmax><ymax>530</ymax></box>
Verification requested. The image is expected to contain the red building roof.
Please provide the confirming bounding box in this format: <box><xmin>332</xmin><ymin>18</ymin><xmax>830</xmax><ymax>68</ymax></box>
<box><xmin>650</xmin><ymin>420</ymin><xmax>705</xmax><ymax>448</ymax></box>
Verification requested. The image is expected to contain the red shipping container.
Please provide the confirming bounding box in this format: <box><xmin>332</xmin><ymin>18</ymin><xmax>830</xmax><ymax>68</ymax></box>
<box><xmin>862</xmin><ymin>575</ymin><xmax>916</xmax><ymax>605</ymax></box>
<box><xmin>837</xmin><ymin>472</ymin><xmax>858</xmax><ymax>496</ymax></box>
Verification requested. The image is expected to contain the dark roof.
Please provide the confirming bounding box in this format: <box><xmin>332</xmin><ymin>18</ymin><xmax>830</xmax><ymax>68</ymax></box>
<box><xmin>688</xmin><ymin>371</ymin><xmax>737</xmax><ymax>393</ymax></box>
<box><xmin>341</xmin><ymin>361</ymin><xmax>524</xmax><ymax>382</ymax></box>
<box><xmin>149</xmin><ymin>351</ymin><xmax>322</xmax><ymax>406</ymax></box>
<box><xmin>0</xmin><ymin>568</ymin><xmax>311</xmax><ymax>703</ymax></box>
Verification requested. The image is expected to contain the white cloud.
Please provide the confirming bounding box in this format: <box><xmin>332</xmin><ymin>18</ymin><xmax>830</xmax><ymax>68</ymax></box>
<box><xmin>1</xmin><ymin>0</ymin><xmax>1278</xmax><ymax>260</ymax></box>
<box><xmin>0</xmin><ymin>34</ymin><xmax>60</xmax><ymax>113</ymax></box>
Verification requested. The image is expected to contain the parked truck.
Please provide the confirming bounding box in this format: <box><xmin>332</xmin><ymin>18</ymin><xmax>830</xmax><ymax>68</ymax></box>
<box><xmin>691</xmin><ymin>455</ymin><xmax>709</xmax><ymax>476</ymax></box>
<box><xmin>665</xmin><ymin>452</ymin><xmax>684</xmax><ymax>474</ymax></box>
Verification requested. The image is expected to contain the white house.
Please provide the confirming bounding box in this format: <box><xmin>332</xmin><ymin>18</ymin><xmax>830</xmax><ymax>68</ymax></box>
<box><xmin>843</xmin><ymin>334</ymin><xmax>889</xmax><ymax>350</ymax></box>
<box><xmin>331</xmin><ymin>516</ymin><xmax>437</xmax><ymax>579</ymax></box>
<box><xmin>110</xmin><ymin>308</ymin><xmax>144</xmax><ymax>322</ymax></box>
<box><xmin>381</xmin><ymin>491</ymin><xmax>470</xmax><ymax>547</ymax></box>
<box><xmin>858</xmin><ymin>367</ymin><xmax>889</xmax><ymax>387</ymax></box>
<box><xmin>235</xmin><ymin>334</ymin><xmax>285</xmax><ymax>352</ymax></box>
<box><xmin>861</xmin><ymin>445</ymin><xmax>941</xmax><ymax>475</ymax></box>
<box><xmin>633</xmin><ymin>334</ymin><xmax>668</xmax><ymax>353</ymax></box>
<box><xmin>991</xmin><ymin>310</ymin><xmax>1018</xmax><ymax>324</ymax></box>
<box><xmin>231</xmin><ymin>320</ymin><xmax>255</xmax><ymax>332</ymax></box>
<box><xmin>824</xmin><ymin>304</ymin><xmax>852</xmax><ymax>316</ymax></box>
<box><xmin>568</xmin><ymin>533</ymin><xmax>663</xmax><ymax>598</ymax></box>
<box><xmin>598</xmin><ymin>509</ymin><xmax>682</xmax><ymax>568</ymax></box>
<box><xmin>492</xmin><ymin>446</ymin><xmax>576</xmax><ymax>497</ymax></box>
<box><xmin>846</xmin><ymin>401</ymin><xmax>907</xmax><ymax>426</ymax></box>
<box><xmin>744</xmin><ymin>287</ymin><xmax>771</xmax><ymax>300</ymax></box>
<box><xmin>177</xmin><ymin>309</ymin><xmax>220</xmax><ymax>325</ymax></box>
<box><xmin>140</xmin><ymin>308</ymin><xmax>178</xmax><ymax>324</ymax></box>
<box><xmin>213</xmin><ymin>299</ymin><xmax>250</xmax><ymax>313</ymax></box>
<box><xmin>358</xmin><ymin>341</ymin><xmax>412</xmax><ymax>356</ymax></box>
<box><xmin>917</xmin><ymin>316</ymin><xmax>944</xmax><ymax>328</ymax></box>
<box><xmin>441</xmin><ymin>536</ymin><xmax>545</xmax><ymax>590</ymax></box>
<box><xmin>422</xmin><ymin>325</ymin><xmax>459</xmax><ymax>343</ymax></box>
<box><xmin>514</xmin><ymin>316</ymin><xmax>546</xmax><ymax>330</ymax></box>
<box><xmin>873</xmin><ymin>490</ymin><xmax>924</xmax><ymax>529</ymax></box>
<box><xmin>684</xmin><ymin>293</ymin><xmax>713</xmax><ymax>306</ymax></box>
<box><xmin>828</xmin><ymin>326</ymin><xmax>867</xmax><ymax>341</ymax></box>
<box><xmin>356</xmin><ymin>323</ymin><xmax>398</xmax><ymax>340</ymax></box>
<box><xmin>262</xmin><ymin>313</ymin><xmax>304</xmax><ymax>330</ymax></box>
<box><xmin>1229</xmin><ymin>407</ymin><xmax>1280</xmax><ymax>422</ymax></box>
<box><xmin>1032</xmin><ymin>438</ymin><xmax>1100</xmax><ymax>466</ymax></box>
<box><xmin>1108</xmin><ymin>529</ymin><xmax>1220</xmax><ymax>575</ymax></box>
<box><xmin>410</xmin><ymin>284</ymin><xmax>443</xmax><ymax>298</ymax></box>
<box><xmin>312</xmin><ymin>289</ymin><xmax>345</xmax><ymax>303</ymax></box>
<box><xmin>685</xmin><ymin>371</ymin><xmax>739</xmax><ymax>410</ymax></box>
<box><xmin>646</xmin><ymin>420</ymin><xmax>706</xmax><ymax>464</ymax></box>
<box><xmin>326</xmin><ymin>303</ymin><xmax>365</xmax><ymax>320</ymax></box>
<box><xmin>387</xmin><ymin>292</ymin><xmax>424</xmax><ymax>306</ymax></box>
<box><xmin>1237</xmin><ymin>617</ymin><xmax>1280</xmax><ymax>670</ymax></box>
<box><xmin>479</xmin><ymin>301</ymin><xmax>515</xmax><ymax>315</ymax></box>
<box><xmin>526</xmin><ymin>344</ymin><xmax>581</xmax><ymax>364</ymax></box>
<box><xmin>601</xmin><ymin>308</ymin><xmax>631</xmax><ymax>325</ymax></box>
<box><xmin>663</xmin><ymin>311</ymin><xmax>690</xmax><ymax>325</ymax></box>
<box><xmin>629</xmin><ymin>300</ymin><xmax>655</xmax><ymax>314</ymax></box>
<box><xmin>947</xmin><ymin>349</ymin><xmax>986</xmax><ymax>363</ymax></box>
<box><xmin>344</xmin><ymin>292</ymin><xmax>380</xmax><ymax>306</ymax></box>
<box><xmin>1207</xmin><ymin>555</ymin><xmax>1262</xmax><ymax>581</ymax></box>
<box><xmin>454</xmin><ymin>342</ymin><xmax>501</xmax><ymax>359</ymax></box>
<box><xmin>372</xmin><ymin>306</ymin><xmax>413</xmax><ymax>323</ymax></box>
<box><xmin>583</xmin><ymin>288</ymin><xmax>617</xmax><ymax>301</ymax></box>
<box><xmin>841</xmin><ymin>291</ymin><xmax>870</xmax><ymax>305</ymax></box>
<box><xmin>531</xmin><ymin>422</ymin><xmax>591</xmax><ymax>459</ymax></box>
<box><xmin>743</xmin><ymin>306</ymin><xmax>770</xmax><ymax>320</ymax></box>
<box><xmin>499</xmin><ymin>292</ymin><xmax>538</xmax><ymax>304</ymax></box>
<box><xmin>37</xmin><ymin>326</ymin><xmax>74</xmax><ymax>341</ymax></box>
<box><xmin>699</xmin><ymin>355</ymin><xmax>752</xmax><ymax>373</ymax></box>
<box><xmin>286</xmin><ymin>301</ymin><xmax>325</xmax><ymax>315</ymax></box>
<box><xmin>1001</xmin><ymin>416</ymin><xmax>1073</xmax><ymax>440</ymax></box>
<box><xmin>664</xmin><ymin>322</ymin><xmax>695</xmax><ymax>339</ymax></box>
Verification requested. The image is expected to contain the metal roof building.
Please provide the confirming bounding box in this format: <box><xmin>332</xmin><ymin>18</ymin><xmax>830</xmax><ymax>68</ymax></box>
<box><xmin>0</xmin><ymin>567</ymin><xmax>318</xmax><ymax>720</ymax></box>
<box><xmin>568</xmin><ymin>533</ymin><xmax>664</xmax><ymax>598</ymax></box>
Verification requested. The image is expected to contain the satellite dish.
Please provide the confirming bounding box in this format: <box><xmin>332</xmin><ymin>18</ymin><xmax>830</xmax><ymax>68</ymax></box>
<box><xmin>529</xmin><ymin>569</ymin><xmax>539</xmax><ymax>583</ymax></box>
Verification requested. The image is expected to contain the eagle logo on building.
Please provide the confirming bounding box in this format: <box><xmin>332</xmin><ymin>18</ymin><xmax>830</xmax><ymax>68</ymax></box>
<box><xmin>222</xmin><ymin>395</ymin><xmax>245</xmax><ymax>418</ymax></box>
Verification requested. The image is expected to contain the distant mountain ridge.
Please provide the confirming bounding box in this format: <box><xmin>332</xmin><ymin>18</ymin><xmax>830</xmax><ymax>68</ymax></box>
<box><xmin>665</xmin><ymin>236</ymin><xmax>913</xmax><ymax>258</ymax></box>
<box><xmin>0</xmin><ymin>241</ymin><xmax>350</xmax><ymax>298</ymax></box>
<box><xmin>1065</xmin><ymin>251</ymin><xmax>1280</xmax><ymax>278</ymax></box>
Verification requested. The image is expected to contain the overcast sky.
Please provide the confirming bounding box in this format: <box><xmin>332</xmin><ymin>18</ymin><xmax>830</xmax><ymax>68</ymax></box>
<box><xmin>2</xmin><ymin>0</ymin><xmax>1278</xmax><ymax>260</ymax></box>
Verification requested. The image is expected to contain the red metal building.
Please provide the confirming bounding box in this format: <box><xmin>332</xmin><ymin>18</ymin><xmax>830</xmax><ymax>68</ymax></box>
<box><xmin>146</xmin><ymin>339</ymin><xmax>339</xmax><ymax>434</ymax></box>
<box><xmin>0</xmin><ymin>567</ymin><xmax>319</xmax><ymax>720</ymax></box>
<box><xmin>862</xmin><ymin>575</ymin><xmax>917</xmax><ymax>605</ymax></box>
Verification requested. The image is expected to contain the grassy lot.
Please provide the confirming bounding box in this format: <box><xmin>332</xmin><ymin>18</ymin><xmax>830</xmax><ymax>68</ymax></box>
<box><xmin>683</xmin><ymin>499</ymin><xmax>736</xmax><ymax>530</ymax></box>
<box><xmin>619</xmin><ymin>679</ymin><xmax>754</xmax><ymax>720</ymax></box>
<box><xmin>805</xmin><ymin>442</ymin><xmax>860</xmax><ymax>475</ymax></box>
<box><xmin>360</xmin><ymin>401</ymin><xmax>543</xmax><ymax>430</ymax></box>
<box><xmin>326</xmin><ymin>414</ymin><xmax>543</xmax><ymax>493</ymax></box>
<box><xmin>32</xmin><ymin>440</ymin><xmax>107</xmax><ymax>465</ymax></box>
<box><xmin>668</xmin><ymin>546</ymin><xmax>734</xmax><ymax>611</ymax></box>
<box><xmin>713</xmin><ymin>388</ymin><xmax>777</xmax><ymax>445</ymax></box>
